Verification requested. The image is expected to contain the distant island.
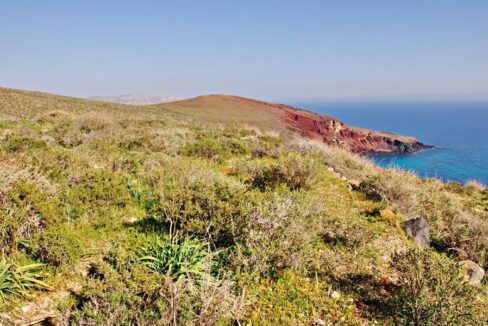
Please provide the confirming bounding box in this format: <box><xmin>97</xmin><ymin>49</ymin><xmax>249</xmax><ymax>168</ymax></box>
<box><xmin>89</xmin><ymin>93</ymin><xmax>179</xmax><ymax>105</ymax></box>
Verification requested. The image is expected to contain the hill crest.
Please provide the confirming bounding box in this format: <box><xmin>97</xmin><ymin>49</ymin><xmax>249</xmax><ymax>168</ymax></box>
<box><xmin>161</xmin><ymin>94</ymin><xmax>430</xmax><ymax>153</ymax></box>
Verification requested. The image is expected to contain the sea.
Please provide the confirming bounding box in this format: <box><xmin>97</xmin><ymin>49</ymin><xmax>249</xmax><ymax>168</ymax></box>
<box><xmin>295</xmin><ymin>101</ymin><xmax>488</xmax><ymax>186</ymax></box>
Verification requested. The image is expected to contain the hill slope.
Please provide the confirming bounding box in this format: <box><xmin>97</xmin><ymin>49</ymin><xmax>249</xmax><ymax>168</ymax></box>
<box><xmin>0</xmin><ymin>87</ymin><xmax>485</xmax><ymax>325</ymax></box>
<box><xmin>160</xmin><ymin>95</ymin><xmax>430</xmax><ymax>153</ymax></box>
<box><xmin>0</xmin><ymin>87</ymin><xmax>429</xmax><ymax>153</ymax></box>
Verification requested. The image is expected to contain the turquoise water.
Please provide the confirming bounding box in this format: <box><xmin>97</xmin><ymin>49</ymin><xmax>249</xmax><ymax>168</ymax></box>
<box><xmin>296</xmin><ymin>102</ymin><xmax>488</xmax><ymax>186</ymax></box>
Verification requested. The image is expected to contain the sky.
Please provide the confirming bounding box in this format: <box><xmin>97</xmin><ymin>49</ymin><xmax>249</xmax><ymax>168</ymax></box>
<box><xmin>1</xmin><ymin>1</ymin><xmax>487</xmax><ymax>102</ymax></box>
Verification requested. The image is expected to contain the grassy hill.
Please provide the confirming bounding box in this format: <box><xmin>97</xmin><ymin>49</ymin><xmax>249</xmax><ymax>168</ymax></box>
<box><xmin>0</xmin><ymin>87</ymin><xmax>486</xmax><ymax>325</ymax></box>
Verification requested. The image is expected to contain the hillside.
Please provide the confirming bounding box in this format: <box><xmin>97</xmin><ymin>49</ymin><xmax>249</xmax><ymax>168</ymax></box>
<box><xmin>0</xmin><ymin>88</ymin><xmax>429</xmax><ymax>154</ymax></box>
<box><xmin>160</xmin><ymin>95</ymin><xmax>430</xmax><ymax>153</ymax></box>
<box><xmin>0</xmin><ymin>87</ymin><xmax>486</xmax><ymax>325</ymax></box>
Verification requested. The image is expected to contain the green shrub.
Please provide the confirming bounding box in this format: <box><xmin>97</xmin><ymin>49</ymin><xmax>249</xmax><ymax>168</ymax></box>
<box><xmin>142</xmin><ymin>160</ymin><xmax>250</xmax><ymax>245</ymax></box>
<box><xmin>2</xmin><ymin>135</ymin><xmax>46</xmax><ymax>153</ymax></box>
<box><xmin>72</xmin><ymin>245</ymin><xmax>244</xmax><ymax>325</ymax></box>
<box><xmin>358</xmin><ymin>169</ymin><xmax>419</xmax><ymax>216</ymax></box>
<box><xmin>249</xmin><ymin>134</ymin><xmax>282</xmax><ymax>158</ymax></box>
<box><xmin>70</xmin><ymin>259</ymin><xmax>166</xmax><ymax>324</ymax></box>
<box><xmin>417</xmin><ymin>184</ymin><xmax>488</xmax><ymax>268</ymax></box>
<box><xmin>37</xmin><ymin>228</ymin><xmax>82</xmax><ymax>266</ymax></box>
<box><xmin>69</xmin><ymin>169</ymin><xmax>131</xmax><ymax>214</ymax></box>
<box><xmin>0</xmin><ymin>205</ymin><xmax>41</xmax><ymax>256</ymax></box>
<box><xmin>233</xmin><ymin>193</ymin><xmax>322</xmax><ymax>275</ymax></box>
<box><xmin>180</xmin><ymin>131</ymin><xmax>250</xmax><ymax>161</ymax></box>
<box><xmin>52</xmin><ymin>119</ymin><xmax>84</xmax><ymax>147</ymax></box>
<box><xmin>3</xmin><ymin>178</ymin><xmax>62</xmax><ymax>226</ymax></box>
<box><xmin>391</xmin><ymin>249</ymin><xmax>486</xmax><ymax>325</ymax></box>
<box><xmin>237</xmin><ymin>152</ymin><xmax>319</xmax><ymax>191</ymax></box>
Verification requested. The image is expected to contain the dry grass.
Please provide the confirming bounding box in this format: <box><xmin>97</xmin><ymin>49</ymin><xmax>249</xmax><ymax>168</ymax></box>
<box><xmin>465</xmin><ymin>179</ymin><xmax>486</xmax><ymax>190</ymax></box>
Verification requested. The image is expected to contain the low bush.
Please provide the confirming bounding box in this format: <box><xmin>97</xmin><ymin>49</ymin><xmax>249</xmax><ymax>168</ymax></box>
<box><xmin>181</xmin><ymin>132</ymin><xmax>250</xmax><ymax>161</ymax></box>
<box><xmin>391</xmin><ymin>249</ymin><xmax>486</xmax><ymax>325</ymax></box>
<box><xmin>358</xmin><ymin>169</ymin><xmax>420</xmax><ymax>217</ymax></box>
<box><xmin>141</xmin><ymin>159</ymin><xmax>250</xmax><ymax>245</ymax></box>
<box><xmin>69</xmin><ymin>169</ymin><xmax>131</xmax><ymax>215</ymax></box>
<box><xmin>236</xmin><ymin>152</ymin><xmax>319</xmax><ymax>191</ymax></box>
<box><xmin>72</xmin><ymin>244</ymin><xmax>245</xmax><ymax>325</ymax></box>
<box><xmin>2</xmin><ymin>135</ymin><xmax>46</xmax><ymax>153</ymax></box>
<box><xmin>36</xmin><ymin>228</ymin><xmax>82</xmax><ymax>266</ymax></box>
<box><xmin>233</xmin><ymin>193</ymin><xmax>322</xmax><ymax>275</ymax></box>
<box><xmin>0</xmin><ymin>205</ymin><xmax>42</xmax><ymax>256</ymax></box>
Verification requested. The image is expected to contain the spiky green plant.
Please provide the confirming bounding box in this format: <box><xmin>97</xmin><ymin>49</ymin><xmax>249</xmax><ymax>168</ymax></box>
<box><xmin>0</xmin><ymin>255</ymin><xmax>51</xmax><ymax>300</ymax></box>
<box><xmin>139</xmin><ymin>236</ymin><xmax>211</xmax><ymax>280</ymax></box>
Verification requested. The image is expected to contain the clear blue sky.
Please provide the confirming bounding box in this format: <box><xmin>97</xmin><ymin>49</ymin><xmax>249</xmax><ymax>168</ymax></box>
<box><xmin>1</xmin><ymin>1</ymin><xmax>487</xmax><ymax>101</ymax></box>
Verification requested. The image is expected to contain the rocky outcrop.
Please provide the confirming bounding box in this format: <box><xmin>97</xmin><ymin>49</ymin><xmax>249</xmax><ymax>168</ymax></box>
<box><xmin>402</xmin><ymin>217</ymin><xmax>430</xmax><ymax>248</ymax></box>
<box><xmin>281</xmin><ymin>109</ymin><xmax>431</xmax><ymax>154</ymax></box>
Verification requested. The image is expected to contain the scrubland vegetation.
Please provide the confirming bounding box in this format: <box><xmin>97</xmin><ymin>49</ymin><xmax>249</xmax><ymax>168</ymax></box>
<box><xmin>0</xmin><ymin>88</ymin><xmax>487</xmax><ymax>325</ymax></box>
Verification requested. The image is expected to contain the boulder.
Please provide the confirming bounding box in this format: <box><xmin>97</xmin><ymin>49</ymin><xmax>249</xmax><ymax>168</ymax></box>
<box><xmin>402</xmin><ymin>217</ymin><xmax>430</xmax><ymax>248</ymax></box>
<box><xmin>460</xmin><ymin>260</ymin><xmax>485</xmax><ymax>286</ymax></box>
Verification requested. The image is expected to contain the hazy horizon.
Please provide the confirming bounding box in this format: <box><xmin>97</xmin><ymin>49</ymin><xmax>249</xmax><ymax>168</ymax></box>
<box><xmin>1</xmin><ymin>1</ymin><xmax>487</xmax><ymax>102</ymax></box>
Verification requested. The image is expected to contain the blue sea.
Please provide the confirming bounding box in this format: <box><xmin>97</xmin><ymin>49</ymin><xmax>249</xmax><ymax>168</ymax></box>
<box><xmin>296</xmin><ymin>102</ymin><xmax>488</xmax><ymax>186</ymax></box>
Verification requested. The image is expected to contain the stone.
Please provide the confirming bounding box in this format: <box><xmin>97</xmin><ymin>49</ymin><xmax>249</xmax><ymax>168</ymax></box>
<box><xmin>313</xmin><ymin>319</ymin><xmax>325</xmax><ymax>326</ymax></box>
<box><xmin>460</xmin><ymin>260</ymin><xmax>485</xmax><ymax>286</ymax></box>
<box><xmin>402</xmin><ymin>217</ymin><xmax>430</xmax><ymax>248</ymax></box>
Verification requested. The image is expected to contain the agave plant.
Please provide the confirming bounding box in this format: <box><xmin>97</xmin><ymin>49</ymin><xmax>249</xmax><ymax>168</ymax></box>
<box><xmin>0</xmin><ymin>255</ymin><xmax>51</xmax><ymax>300</ymax></box>
<box><xmin>139</xmin><ymin>236</ymin><xmax>212</xmax><ymax>280</ymax></box>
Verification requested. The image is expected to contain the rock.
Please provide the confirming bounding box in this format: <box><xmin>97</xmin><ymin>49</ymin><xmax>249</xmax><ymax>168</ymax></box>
<box><xmin>460</xmin><ymin>260</ymin><xmax>485</xmax><ymax>286</ymax></box>
<box><xmin>402</xmin><ymin>217</ymin><xmax>430</xmax><ymax>248</ymax></box>
<box><xmin>313</xmin><ymin>319</ymin><xmax>325</xmax><ymax>326</ymax></box>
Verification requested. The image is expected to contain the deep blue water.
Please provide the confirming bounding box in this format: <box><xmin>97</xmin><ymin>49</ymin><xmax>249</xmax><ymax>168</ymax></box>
<box><xmin>295</xmin><ymin>102</ymin><xmax>488</xmax><ymax>186</ymax></box>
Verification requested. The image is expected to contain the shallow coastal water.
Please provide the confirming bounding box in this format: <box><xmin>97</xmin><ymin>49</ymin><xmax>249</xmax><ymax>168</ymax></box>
<box><xmin>296</xmin><ymin>101</ymin><xmax>488</xmax><ymax>186</ymax></box>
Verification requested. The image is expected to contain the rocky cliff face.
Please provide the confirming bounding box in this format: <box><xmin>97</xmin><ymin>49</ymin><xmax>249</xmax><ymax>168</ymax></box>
<box><xmin>280</xmin><ymin>106</ymin><xmax>431</xmax><ymax>154</ymax></box>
